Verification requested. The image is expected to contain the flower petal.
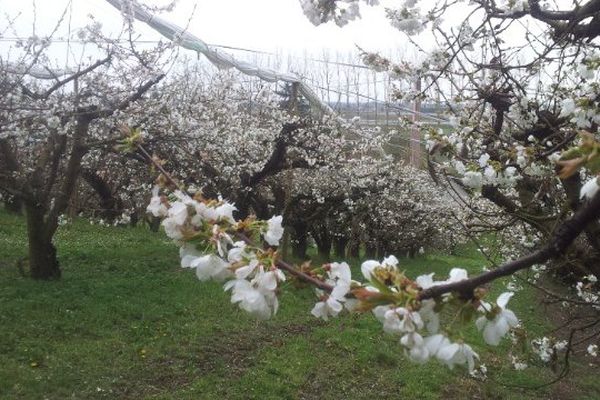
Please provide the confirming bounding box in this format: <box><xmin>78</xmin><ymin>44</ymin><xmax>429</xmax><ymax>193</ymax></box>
<box><xmin>496</xmin><ymin>292</ymin><xmax>514</xmax><ymax>308</ymax></box>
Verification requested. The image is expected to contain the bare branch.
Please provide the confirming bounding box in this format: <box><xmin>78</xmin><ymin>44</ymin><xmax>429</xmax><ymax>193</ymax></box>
<box><xmin>418</xmin><ymin>191</ymin><xmax>600</xmax><ymax>300</ymax></box>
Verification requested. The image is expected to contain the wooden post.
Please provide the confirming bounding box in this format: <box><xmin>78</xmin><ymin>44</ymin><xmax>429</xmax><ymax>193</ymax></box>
<box><xmin>410</xmin><ymin>77</ymin><xmax>422</xmax><ymax>168</ymax></box>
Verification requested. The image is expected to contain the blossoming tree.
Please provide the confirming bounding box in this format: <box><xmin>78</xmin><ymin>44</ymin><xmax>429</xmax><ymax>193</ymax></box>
<box><xmin>0</xmin><ymin>14</ymin><xmax>170</xmax><ymax>279</ymax></box>
<box><xmin>298</xmin><ymin>0</ymin><xmax>600</xmax><ymax>370</ymax></box>
<box><xmin>116</xmin><ymin>0</ymin><xmax>600</xmax><ymax>374</ymax></box>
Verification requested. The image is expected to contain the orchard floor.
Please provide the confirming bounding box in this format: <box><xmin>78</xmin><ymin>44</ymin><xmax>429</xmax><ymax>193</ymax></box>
<box><xmin>1</xmin><ymin>209</ymin><xmax>599</xmax><ymax>400</ymax></box>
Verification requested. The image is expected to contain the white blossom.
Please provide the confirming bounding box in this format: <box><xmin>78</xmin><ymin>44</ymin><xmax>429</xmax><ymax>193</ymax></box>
<box><xmin>580</xmin><ymin>177</ymin><xmax>600</xmax><ymax>200</ymax></box>
<box><xmin>476</xmin><ymin>292</ymin><xmax>519</xmax><ymax>345</ymax></box>
<box><xmin>147</xmin><ymin>187</ymin><xmax>168</xmax><ymax>217</ymax></box>
<box><xmin>264</xmin><ymin>215</ymin><xmax>284</xmax><ymax>246</ymax></box>
<box><xmin>462</xmin><ymin>171</ymin><xmax>483</xmax><ymax>189</ymax></box>
<box><xmin>436</xmin><ymin>342</ymin><xmax>479</xmax><ymax>372</ymax></box>
<box><xmin>191</xmin><ymin>255</ymin><xmax>232</xmax><ymax>282</ymax></box>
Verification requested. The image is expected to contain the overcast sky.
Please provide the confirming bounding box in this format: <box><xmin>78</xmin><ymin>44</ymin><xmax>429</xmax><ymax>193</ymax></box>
<box><xmin>0</xmin><ymin>0</ymin><xmax>407</xmax><ymax>59</ymax></box>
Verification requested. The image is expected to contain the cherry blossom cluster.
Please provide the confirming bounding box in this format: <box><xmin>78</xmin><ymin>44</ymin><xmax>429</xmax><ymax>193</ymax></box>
<box><xmin>148</xmin><ymin>185</ymin><xmax>520</xmax><ymax>373</ymax></box>
<box><xmin>300</xmin><ymin>0</ymin><xmax>379</xmax><ymax>27</ymax></box>
<box><xmin>147</xmin><ymin>186</ymin><xmax>286</xmax><ymax>319</ymax></box>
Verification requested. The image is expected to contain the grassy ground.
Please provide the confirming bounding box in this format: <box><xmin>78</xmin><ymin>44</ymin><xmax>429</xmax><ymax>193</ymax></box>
<box><xmin>0</xmin><ymin>208</ymin><xmax>598</xmax><ymax>399</ymax></box>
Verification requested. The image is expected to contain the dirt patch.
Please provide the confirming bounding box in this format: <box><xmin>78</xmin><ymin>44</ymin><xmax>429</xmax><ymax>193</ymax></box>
<box><xmin>194</xmin><ymin>321</ymin><xmax>321</xmax><ymax>375</ymax></box>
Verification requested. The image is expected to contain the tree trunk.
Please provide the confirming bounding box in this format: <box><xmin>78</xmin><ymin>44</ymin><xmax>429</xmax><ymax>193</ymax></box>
<box><xmin>292</xmin><ymin>223</ymin><xmax>308</xmax><ymax>260</ymax></box>
<box><xmin>313</xmin><ymin>226</ymin><xmax>332</xmax><ymax>261</ymax></box>
<box><xmin>365</xmin><ymin>242</ymin><xmax>377</xmax><ymax>259</ymax></box>
<box><xmin>0</xmin><ymin>139</ymin><xmax>23</xmax><ymax>214</ymax></box>
<box><xmin>148</xmin><ymin>215</ymin><xmax>161</xmax><ymax>232</ymax></box>
<box><xmin>348</xmin><ymin>240</ymin><xmax>360</xmax><ymax>258</ymax></box>
<box><xmin>333</xmin><ymin>236</ymin><xmax>348</xmax><ymax>258</ymax></box>
<box><xmin>26</xmin><ymin>204</ymin><xmax>61</xmax><ymax>280</ymax></box>
<box><xmin>130</xmin><ymin>211</ymin><xmax>139</xmax><ymax>227</ymax></box>
<box><xmin>376</xmin><ymin>241</ymin><xmax>386</xmax><ymax>259</ymax></box>
<box><xmin>82</xmin><ymin>169</ymin><xmax>122</xmax><ymax>222</ymax></box>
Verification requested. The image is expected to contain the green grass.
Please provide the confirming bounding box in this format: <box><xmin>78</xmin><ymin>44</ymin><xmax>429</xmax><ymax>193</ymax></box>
<box><xmin>0</xmin><ymin>209</ymin><xmax>597</xmax><ymax>399</ymax></box>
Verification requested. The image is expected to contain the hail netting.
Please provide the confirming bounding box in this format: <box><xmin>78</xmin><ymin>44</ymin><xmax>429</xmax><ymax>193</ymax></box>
<box><xmin>103</xmin><ymin>0</ymin><xmax>341</xmax><ymax>121</ymax></box>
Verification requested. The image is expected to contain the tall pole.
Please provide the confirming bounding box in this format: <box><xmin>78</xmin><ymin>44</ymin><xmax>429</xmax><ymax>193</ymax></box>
<box><xmin>410</xmin><ymin>77</ymin><xmax>422</xmax><ymax>168</ymax></box>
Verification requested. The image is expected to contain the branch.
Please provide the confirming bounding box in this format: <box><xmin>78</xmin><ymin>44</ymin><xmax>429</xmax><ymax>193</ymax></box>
<box><xmin>90</xmin><ymin>73</ymin><xmax>166</xmax><ymax>120</ymax></box>
<box><xmin>242</xmin><ymin>122</ymin><xmax>300</xmax><ymax>188</ymax></box>
<box><xmin>418</xmin><ymin>191</ymin><xmax>600</xmax><ymax>300</ymax></box>
<box><xmin>23</xmin><ymin>56</ymin><xmax>112</xmax><ymax>100</ymax></box>
<box><xmin>233</xmin><ymin>232</ymin><xmax>334</xmax><ymax>292</ymax></box>
<box><xmin>139</xmin><ymin>147</ymin><xmax>334</xmax><ymax>292</ymax></box>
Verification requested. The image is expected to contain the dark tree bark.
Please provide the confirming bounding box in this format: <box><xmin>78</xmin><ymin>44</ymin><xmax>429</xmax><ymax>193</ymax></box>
<box><xmin>147</xmin><ymin>215</ymin><xmax>161</xmax><ymax>232</ymax></box>
<box><xmin>0</xmin><ymin>139</ymin><xmax>22</xmax><ymax>213</ymax></box>
<box><xmin>25</xmin><ymin>203</ymin><xmax>60</xmax><ymax>279</ymax></box>
<box><xmin>365</xmin><ymin>242</ymin><xmax>377</xmax><ymax>259</ymax></box>
<box><xmin>236</xmin><ymin>123</ymin><xmax>299</xmax><ymax>219</ymax></box>
<box><xmin>333</xmin><ymin>235</ymin><xmax>348</xmax><ymax>258</ymax></box>
<box><xmin>4</xmin><ymin>195</ymin><xmax>22</xmax><ymax>213</ymax></box>
<box><xmin>292</xmin><ymin>222</ymin><xmax>308</xmax><ymax>260</ymax></box>
<box><xmin>82</xmin><ymin>169</ymin><xmax>123</xmax><ymax>221</ymax></box>
<box><xmin>312</xmin><ymin>224</ymin><xmax>332</xmax><ymax>261</ymax></box>
<box><xmin>348</xmin><ymin>240</ymin><xmax>360</xmax><ymax>258</ymax></box>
